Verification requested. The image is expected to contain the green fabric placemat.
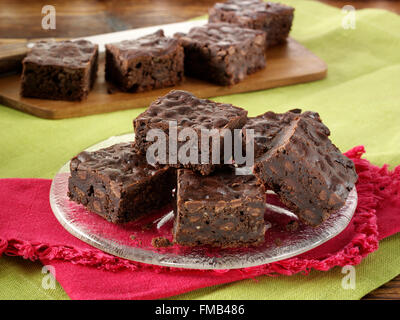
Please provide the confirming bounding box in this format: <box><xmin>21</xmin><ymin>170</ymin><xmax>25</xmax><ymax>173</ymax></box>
<box><xmin>0</xmin><ymin>0</ymin><xmax>399</xmax><ymax>299</ymax></box>
<box><xmin>0</xmin><ymin>257</ymin><xmax>68</xmax><ymax>300</ymax></box>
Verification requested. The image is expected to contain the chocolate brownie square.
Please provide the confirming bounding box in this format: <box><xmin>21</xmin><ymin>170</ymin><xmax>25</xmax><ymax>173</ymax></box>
<box><xmin>68</xmin><ymin>142</ymin><xmax>176</xmax><ymax>223</ymax></box>
<box><xmin>173</xmin><ymin>168</ymin><xmax>266</xmax><ymax>247</ymax></box>
<box><xmin>133</xmin><ymin>90</ymin><xmax>248</xmax><ymax>175</ymax></box>
<box><xmin>105</xmin><ymin>30</ymin><xmax>184</xmax><ymax>92</ymax></box>
<box><xmin>209</xmin><ymin>0</ymin><xmax>294</xmax><ymax>48</ymax></box>
<box><xmin>21</xmin><ymin>40</ymin><xmax>98</xmax><ymax>101</ymax></box>
<box><xmin>175</xmin><ymin>23</ymin><xmax>266</xmax><ymax>85</ymax></box>
<box><xmin>244</xmin><ymin>110</ymin><xmax>358</xmax><ymax>226</ymax></box>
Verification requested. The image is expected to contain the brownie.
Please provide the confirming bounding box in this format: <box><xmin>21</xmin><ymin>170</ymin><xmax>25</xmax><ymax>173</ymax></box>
<box><xmin>173</xmin><ymin>168</ymin><xmax>266</xmax><ymax>247</ymax></box>
<box><xmin>175</xmin><ymin>23</ymin><xmax>266</xmax><ymax>85</ymax></box>
<box><xmin>209</xmin><ymin>0</ymin><xmax>294</xmax><ymax>48</ymax></box>
<box><xmin>21</xmin><ymin>40</ymin><xmax>98</xmax><ymax>101</ymax></box>
<box><xmin>68</xmin><ymin>143</ymin><xmax>176</xmax><ymax>224</ymax></box>
<box><xmin>105</xmin><ymin>30</ymin><xmax>184</xmax><ymax>92</ymax></box>
<box><xmin>244</xmin><ymin>110</ymin><xmax>358</xmax><ymax>226</ymax></box>
<box><xmin>133</xmin><ymin>90</ymin><xmax>248</xmax><ymax>175</ymax></box>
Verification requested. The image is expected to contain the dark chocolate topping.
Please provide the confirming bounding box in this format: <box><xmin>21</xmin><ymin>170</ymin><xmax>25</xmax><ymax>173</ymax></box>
<box><xmin>70</xmin><ymin>143</ymin><xmax>163</xmax><ymax>185</ymax></box>
<box><xmin>175</xmin><ymin>23</ymin><xmax>265</xmax><ymax>48</ymax></box>
<box><xmin>24</xmin><ymin>40</ymin><xmax>98</xmax><ymax>68</ymax></box>
<box><xmin>243</xmin><ymin>109</ymin><xmax>327</xmax><ymax>158</ymax></box>
<box><xmin>136</xmin><ymin>90</ymin><xmax>248</xmax><ymax>131</ymax></box>
<box><xmin>106</xmin><ymin>30</ymin><xmax>179</xmax><ymax>60</ymax></box>
<box><xmin>178</xmin><ymin>168</ymin><xmax>262</xmax><ymax>202</ymax></box>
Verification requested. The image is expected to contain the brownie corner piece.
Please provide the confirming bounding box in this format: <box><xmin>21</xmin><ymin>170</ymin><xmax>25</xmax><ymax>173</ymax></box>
<box><xmin>209</xmin><ymin>0</ymin><xmax>294</xmax><ymax>48</ymax></box>
<box><xmin>173</xmin><ymin>169</ymin><xmax>266</xmax><ymax>247</ymax></box>
<box><xmin>248</xmin><ymin>110</ymin><xmax>358</xmax><ymax>226</ymax></box>
<box><xmin>67</xmin><ymin>142</ymin><xmax>176</xmax><ymax>223</ymax></box>
<box><xmin>21</xmin><ymin>40</ymin><xmax>98</xmax><ymax>101</ymax></box>
<box><xmin>105</xmin><ymin>29</ymin><xmax>184</xmax><ymax>92</ymax></box>
<box><xmin>263</xmin><ymin>1</ymin><xmax>294</xmax><ymax>47</ymax></box>
<box><xmin>177</xmin><ymin>23</ymin><xmax>266</xmax><ymax>85</ymax></box>
<box><xmin>133</xmin><ymin>90</ymin><xmax>248</xmax><ymax>175</ymax></box>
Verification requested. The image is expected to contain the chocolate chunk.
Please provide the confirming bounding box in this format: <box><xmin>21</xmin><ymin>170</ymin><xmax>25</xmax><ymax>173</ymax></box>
<box><xmin>151</xmin><ymin>237</ymin><xmax>172</xmax><ymax>248</ymax></box>
<box><xmin>274</xmin><ymin>237</ymin><xmax>283</xmax><ymax>247</ymax></box>
<box><xmin>286</xmin><ymin>220</ymin><xmax>299</xmax><ymax>232</ymax></box>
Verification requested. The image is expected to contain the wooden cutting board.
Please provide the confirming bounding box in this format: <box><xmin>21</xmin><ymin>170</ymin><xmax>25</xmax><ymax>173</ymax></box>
<box><xmin>0</xmin><ymin>38</ymin><xmax>327</xmax><ymax>120</ymax></box>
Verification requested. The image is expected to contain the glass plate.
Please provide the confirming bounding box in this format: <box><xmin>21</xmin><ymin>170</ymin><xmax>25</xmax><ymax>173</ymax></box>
<box><xmin>50</xmin><ymin>133</ymin><xmax>358</xmax><ymax>270</ymax></box>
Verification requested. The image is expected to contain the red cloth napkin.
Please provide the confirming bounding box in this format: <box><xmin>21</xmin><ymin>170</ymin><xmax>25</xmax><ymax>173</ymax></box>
<box><xmin>1</xmin><ymin>146</ymin><xmax>400</xmax><ymax>300</ymax></box>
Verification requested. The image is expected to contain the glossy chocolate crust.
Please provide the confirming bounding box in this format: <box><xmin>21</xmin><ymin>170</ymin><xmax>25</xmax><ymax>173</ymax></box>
<box><xmin>246</xmin><ymin>110</ymin><xmax>358</xmax><ymax>226</ymax></box>
<box><xmin>105</xmin><ymin>30</ymin><xmax>184</xmax><ymax>92</ymax></box>
<box><xmin>243</xmin><ymin>108</ymin><xmax>301</xmax><ymax>158</ymax></box>
<box><xmin>209</xmin><ymin>0</ymin><xmax>294</xmax><ymax>48</ymax></box>
<box><xmin>68</xmin><ymin>143</ymin><xmax>176</xmax><ymax>223</ymax></box>
<box><xmin>21</xmin><ymin>40</ymin><xmax>98</xmax><ymax>101</ymax></box>
<box><xmin>133</xmin><ymin>90</ymin><xmax>248</xmax><ymax>175</ymax></box>
<box><xmin>173</xmin><ymin>168</ymin><xmax>266</xmax><ymax>247</ymax></box>
<box><xmin>175</xmin><ymin>23</ymin><xmax>266</xmax><ymax>85</ymax></box>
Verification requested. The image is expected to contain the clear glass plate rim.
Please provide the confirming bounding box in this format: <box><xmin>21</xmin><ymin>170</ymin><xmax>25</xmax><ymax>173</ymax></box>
<box><xmin>49</xmin><ymin>133</ymin><xmax>358</xmax><ymax>270</ymax></box>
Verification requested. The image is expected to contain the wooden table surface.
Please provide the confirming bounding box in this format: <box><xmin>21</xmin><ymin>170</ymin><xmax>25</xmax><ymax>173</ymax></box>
<box><xmin>0</xmin><ymin>0</ymin><xmax>399</xmax><ymax>300</ymax></box>
<box><xmin>1</xmin><ymin>0</ymin><xmax>400</xmax><ymax>39</ymax></box>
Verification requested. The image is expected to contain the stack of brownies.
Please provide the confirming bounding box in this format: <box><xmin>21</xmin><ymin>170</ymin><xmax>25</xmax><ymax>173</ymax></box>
<box><xmin>21</xmin><ymin>0</ymin><xmax>295</xmax><ymax>101</ymax></box>
<box><xmin>68</xmin><ymin>90</ymin><xmax>358</xmax><ymax>248</ymax></box>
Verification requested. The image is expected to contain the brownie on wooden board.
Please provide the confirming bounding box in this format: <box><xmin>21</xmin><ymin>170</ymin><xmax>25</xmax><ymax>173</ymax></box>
<box><xmin>105</xmin><ymin>30</ymin><xmax>184</xmax><ymax>92</ymax></box>
<box><xmin>209</xmin><ymin>0</ymin><xmax>294</xmax><ymax>48</ymax></box>
<box><xmin>244</xmin><ymin>110</ymin><xmax>358</xmax><ymax>226</ymax></box>
<box><xmin>175</xmin><ymin>23</ymin><xmax>266</xmax><ymax>85</ymax></box>
<box><xmin>21</xmin><ymin>40</ymin><xmax>98</xmax><ymax>101</ymax></box>
<box><xmin>173</xmin><ymin>168</ymin><xmax>266</xmax><ymax>247</ymax></box>
<box><xmin>68</xmin><ymin>143</ymin><xmax>176</xmax><ymax>224</ymax></box>
<box><xmin>133</xmin><ymin>90</ymin><xmax>248</xmax><ymax>175</ymax></box>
